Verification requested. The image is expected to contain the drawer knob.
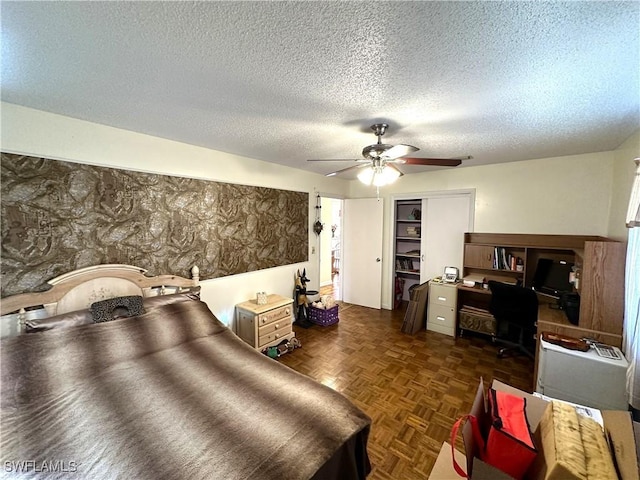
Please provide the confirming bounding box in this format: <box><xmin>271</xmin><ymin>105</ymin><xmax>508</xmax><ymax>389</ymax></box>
<box><xmin>285</xmin><ymin>308</ymin><xmax>290</xmax><ymax>314</ymax></box>
<box><xmin>261</xmin><ymin>318</ymin><xmax>266</xmax><ymax>323</ymax></box>
<box><xmin>438</xmin><ymin>296</ymin><xmax>447</xmax><ymax>301</ymax></box>
<box><xmin>275</xmin><ymin>333</ymin><xmax>280</xmax><ymax>339</ymax></box>
<box><xmin>436</xmin><ymin>316</ymin><xmax>445</xmax><ymax>322</ymax></box>
<box><xmin>275</xmin><ymin>323</ymin><xmax>279</xmax><ymax>329</ymax></box>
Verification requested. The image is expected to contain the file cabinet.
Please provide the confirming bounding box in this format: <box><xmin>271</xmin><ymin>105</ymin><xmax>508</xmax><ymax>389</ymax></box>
<box><xmin>426</xmin><ymin>281</ymin><xmax>457</xmax><ymax>337</ymax></box>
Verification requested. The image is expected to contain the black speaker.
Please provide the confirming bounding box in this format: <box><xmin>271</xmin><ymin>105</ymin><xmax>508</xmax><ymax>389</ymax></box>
<box><xmin>559</xmin><ymin>292</ymin><xmax>580</xmax><ymax>325</ymax></box>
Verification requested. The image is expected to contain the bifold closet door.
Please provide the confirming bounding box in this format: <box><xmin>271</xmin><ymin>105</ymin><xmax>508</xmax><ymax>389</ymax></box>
<box><xmin>420</xmin><ymin>196</ymin><xmax>472</xmax><ymax>281</ymax></box>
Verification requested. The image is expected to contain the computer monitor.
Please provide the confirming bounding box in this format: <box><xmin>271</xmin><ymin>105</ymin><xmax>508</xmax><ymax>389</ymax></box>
<box><xmin>532</xmin><ymin>258</ymin><xmax>574</xmax><ymax>298</ymax></box>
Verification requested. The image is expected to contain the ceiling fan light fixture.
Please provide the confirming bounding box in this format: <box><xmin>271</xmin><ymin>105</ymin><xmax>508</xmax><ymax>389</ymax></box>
<box><xmin>357</xmin><ymin>164</ymin><xmax>400</xmax><ymax>187</ymax></box>
<box><xmin>376</xmin><ymin>165</ymin><xmax>400</xmax><ymax>186</ymax></box>
<box><xmin>357</xmin><ymin>166</ymin><xmax>375</xmax><ymax>185</ymax></box>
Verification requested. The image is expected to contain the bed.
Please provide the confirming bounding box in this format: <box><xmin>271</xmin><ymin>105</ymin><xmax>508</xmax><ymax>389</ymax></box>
<box><xmin>0</xmin><ymin>265</ymin><xmax>371</xmax><ymax>479</ymax></box>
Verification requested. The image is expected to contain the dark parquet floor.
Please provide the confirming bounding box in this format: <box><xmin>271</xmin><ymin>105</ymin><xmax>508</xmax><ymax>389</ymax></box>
<box><xmin>278</xmin><ymin>281</ymin><xmax>533</xmax><ymax>479</ymax></box>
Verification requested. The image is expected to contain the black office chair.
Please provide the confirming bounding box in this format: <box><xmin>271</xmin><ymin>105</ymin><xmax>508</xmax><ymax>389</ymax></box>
<box><xmin>488</xmin><ymin>280</ymin><xmax>538</xmax><ymax>359</ymax></box>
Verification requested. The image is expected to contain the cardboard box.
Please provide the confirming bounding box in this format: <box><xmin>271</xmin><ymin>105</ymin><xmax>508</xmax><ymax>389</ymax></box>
<box><xmin>429</xmin><ymin>379</ymin><xmax>639</xmax><ymax>480</ymax></box>
<box><xmin>401</xmin><ymin>281</ymin><xmax>429</xmax><ymax>334</ymax></box>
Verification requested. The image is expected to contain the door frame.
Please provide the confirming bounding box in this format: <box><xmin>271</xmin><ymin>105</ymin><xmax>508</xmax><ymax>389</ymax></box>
<box><xmin>314</xmin><ymin>192</ymin><xmax>345</xmax><ymax>297</ymax></box>
<box><xmin>388</xmin><ymin>189</ymin><xmax>476</xmax><ymax>308</ymax></box>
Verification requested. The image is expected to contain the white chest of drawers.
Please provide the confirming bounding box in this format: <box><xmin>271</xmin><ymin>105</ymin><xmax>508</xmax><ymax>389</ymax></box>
<box><xmin>426</xmin><ymin>281</ymin><xmax>457</xmax><ymax>337</ymax></box>
<box><xmin>235</xmin><ymin>294</ymin><xmax>295</xmax><ymax>350</ymax></box>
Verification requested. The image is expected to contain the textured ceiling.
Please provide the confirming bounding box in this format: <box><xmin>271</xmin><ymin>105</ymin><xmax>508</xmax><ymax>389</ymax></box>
<box><xmin>2</xmin><ymin>1</ymin><xmax>639</xmax><ymax>179</ymax></box>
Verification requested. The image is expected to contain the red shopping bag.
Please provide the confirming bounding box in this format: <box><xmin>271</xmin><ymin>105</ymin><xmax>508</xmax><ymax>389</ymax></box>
<box><xmin>450</xmin><ymin>389</ymin><xmax>537</xmax><ymax>479</ymax></box>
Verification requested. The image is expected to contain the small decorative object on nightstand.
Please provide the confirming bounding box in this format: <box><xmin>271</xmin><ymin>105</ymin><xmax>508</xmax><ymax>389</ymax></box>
<box><xmin>235</xmin><ymin>294</ymin><xmax>295</xmax><ymax>351</ymax></box>
<box><xmin>256</xmin><ymin>291</ymin><xmax>268</xmax><ymax>305</ymax></box>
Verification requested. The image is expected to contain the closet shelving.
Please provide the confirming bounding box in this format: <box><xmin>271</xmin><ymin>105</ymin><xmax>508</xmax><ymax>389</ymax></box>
<box><xmin>394</xmin><ymin>200</ymin><xmax>422</xmax><ymax>276</ymax></box>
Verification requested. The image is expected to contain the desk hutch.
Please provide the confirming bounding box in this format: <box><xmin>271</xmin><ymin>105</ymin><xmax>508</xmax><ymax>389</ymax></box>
<box><xmin>457</xmin><ymin>233</ymin><xmax>626</xmax><ymax>388</ymax></box>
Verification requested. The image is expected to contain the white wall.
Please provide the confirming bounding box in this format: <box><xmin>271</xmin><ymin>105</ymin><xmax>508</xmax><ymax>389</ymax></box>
<box><xmin>3</xmin><ymin>102</ymin><xmax>634</xmax><ymax>315</ymax></box>
<box><xmin>608</xmin><ymin>130</ymin><xmax>640</xmax><ymax>241</ymax></box>
<box><xmin>348</xmin><ymin>150</ymin><xmax>619</xmax><ymax>309</ymax></box>
<box><xmin>0</xmin><ymin>102</ymin><xmax>349</xmax><ymax>327</ymax></box>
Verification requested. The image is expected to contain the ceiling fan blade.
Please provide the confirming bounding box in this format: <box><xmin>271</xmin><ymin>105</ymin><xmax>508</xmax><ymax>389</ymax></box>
<box><xmin>394</xmin><ymin>156</ymin><xmax>472</xmax><ymax>167</ymax></box>
<box><xmin>307</xmin><ymin>158</ymin><xmax>366</xmax><ymax>162</ymax></box>
<box><xmin>381</xmin><ymin>144</ymin><xmax>419</xmax><ymax>160</ymax></box>
<box><xmin>325</xmin><ymin>163</ymin><xmax>371</xmax><ymax>177</ymax></box>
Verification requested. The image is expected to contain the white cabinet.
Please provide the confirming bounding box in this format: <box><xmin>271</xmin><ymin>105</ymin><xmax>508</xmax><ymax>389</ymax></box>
<box><xmin>426</xmin><ymin>282</ymin><xmax>457</xmax><ymax>337</ymax></box>
<box><xmin>235</xmin><ymin>294</ymin><xmax>295</xmax><ymax>350</ymax></box>
<box><xmin>537</xmin><ymin>339</ymin><xmax>628</xmax><ymax>410</ymax></box>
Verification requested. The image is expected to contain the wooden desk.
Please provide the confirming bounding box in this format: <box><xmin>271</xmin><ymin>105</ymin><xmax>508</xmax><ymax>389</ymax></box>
<box><xmin>457</xmin><ymin>285</ymin><xmax>624</xmax><ymax>391</ymax></box>
<box><xmin>457</xmin><ymin>284</ymin><xmax>491</xmax><ymax>296</ymax></box>
<box><xmin>456</xmin><ymin>284</ymin><xmax>496</xmax><ymax>338</ymax></box>
<box><xmin>459</xmin><ymin>234</ymin><xmax>626</xmax><ymax>391</ymax></box>
<box><xmin>536</xmin><ymin>301</ymin><xmax>623</xmax><ymax>347</ymax></box>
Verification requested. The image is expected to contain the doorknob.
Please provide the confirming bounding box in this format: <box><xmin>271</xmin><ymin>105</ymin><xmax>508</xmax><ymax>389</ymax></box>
<box><xmin>376</xmin><ymin>258</ymin><xmax>381</xmax><ymax>262</ymax></box>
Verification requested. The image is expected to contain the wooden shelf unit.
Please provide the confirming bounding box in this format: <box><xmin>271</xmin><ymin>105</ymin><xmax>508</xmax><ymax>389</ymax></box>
<box><xmin>393</xmin><ymin>200</ymin><xmax>424</xmax><ymax>306</ymax></box>
<box><xmin>459</xmin><ymin>233</ymin><xmax>626</xmax><ymax>390</ymax></box>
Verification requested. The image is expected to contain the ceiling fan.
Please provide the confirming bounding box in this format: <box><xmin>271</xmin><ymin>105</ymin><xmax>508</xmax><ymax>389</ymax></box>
<box><xmin>308</xmin><ymin>123</ymin><xmax>472</xmax><ymax>186</ymax></box>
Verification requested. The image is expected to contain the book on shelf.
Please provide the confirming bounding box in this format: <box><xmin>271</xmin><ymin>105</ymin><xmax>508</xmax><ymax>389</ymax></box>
<box><xmin>405</xmin><ymin>226</ymin><xmax>421</xmax><ymax>237</ymax></box>
<box><xmin>396</xmin><ymin>258</ymin><xmax>417</xmax><ymax>271</ymax></box>
<box><xmin>492</xmin><ymin>247</ymin><xmax>522</xmax><ymax>271</ymax></box>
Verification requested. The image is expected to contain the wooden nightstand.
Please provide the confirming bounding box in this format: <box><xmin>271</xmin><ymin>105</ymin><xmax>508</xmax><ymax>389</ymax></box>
<box><xmin>235</xmin><ymin>294</ymin><xmax>295</xmax><ymax>350</ymax></box>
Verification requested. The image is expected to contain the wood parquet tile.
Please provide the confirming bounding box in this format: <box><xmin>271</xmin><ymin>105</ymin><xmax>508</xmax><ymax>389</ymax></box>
<box><xmin>279</xmin><ymin>297</ymin><xmax>533</xmax><ymax>479</ymax></box>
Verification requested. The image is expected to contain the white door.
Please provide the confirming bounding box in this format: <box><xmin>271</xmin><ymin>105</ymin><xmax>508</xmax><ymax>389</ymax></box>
<box><xmin>343</xmin><ymin>198</ymin><xmax>383</xmax><ymax>309</ymax></box>
<box><xmin>421</xmin><ymin>195</ymin><xmax>472</xmax><ymax>281</ymax></box>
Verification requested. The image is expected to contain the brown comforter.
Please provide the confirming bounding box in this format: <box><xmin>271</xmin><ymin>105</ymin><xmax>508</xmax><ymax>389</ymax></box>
<box><xmin>1</xmin><ymin>300</ymin><xmax>371</xmax><ymax>479</ymax></box>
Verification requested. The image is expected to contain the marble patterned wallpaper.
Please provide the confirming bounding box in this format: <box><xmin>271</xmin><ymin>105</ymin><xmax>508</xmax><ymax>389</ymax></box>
<box><xmin>1</xmin><ymin>153</ymin><xmax>308</xmax><ymax>297</ymax></box>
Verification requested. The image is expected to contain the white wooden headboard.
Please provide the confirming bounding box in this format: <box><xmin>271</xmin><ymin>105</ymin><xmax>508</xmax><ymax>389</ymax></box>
<box><xmin>1</xmin><ymin>264</ymin><xmax>200</xmax><ymax>337</ymax></box>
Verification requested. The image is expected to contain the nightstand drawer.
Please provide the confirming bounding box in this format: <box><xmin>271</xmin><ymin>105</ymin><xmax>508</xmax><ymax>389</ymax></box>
<box><xmin>258</xmin><ymin>304</ymin><xmax>292</xmax><ymax>326</ymax></box>
<box><xmin>258</xmin><ymin>317</ymin><xmax>291</xmax><ymax>336</ymax></box>
<box><xmin>429</xmin><ymin>283</ymin><xmax>456</xmax><ymax>308</ymax></box>
<box><xmin>258</xmin><ymin>324</ymin><xmax>291</xmax><ymax>347</ymax></box>
<box><xmin>235</xmin><ymin>295</ymin><xmax>295</xmax><ymax>350</ymax></box>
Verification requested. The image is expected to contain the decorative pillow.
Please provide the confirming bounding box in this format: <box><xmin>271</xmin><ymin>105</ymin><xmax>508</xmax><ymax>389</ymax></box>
<box><xmin>91</xmin><ymin>295</ymin><xmax>145</xmax><ymax>323</ymax></box>
<box><xmin>25</xmin><ymin>309</ymin><xmax>93</xmax><ymax>333</ymax></box>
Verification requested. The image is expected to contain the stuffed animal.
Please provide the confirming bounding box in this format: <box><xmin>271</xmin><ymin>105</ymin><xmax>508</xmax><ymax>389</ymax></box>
<box><xmin>312</xmin><ymin>295</ymin><xmax>335</xmax><ymax>310</ymax></box>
